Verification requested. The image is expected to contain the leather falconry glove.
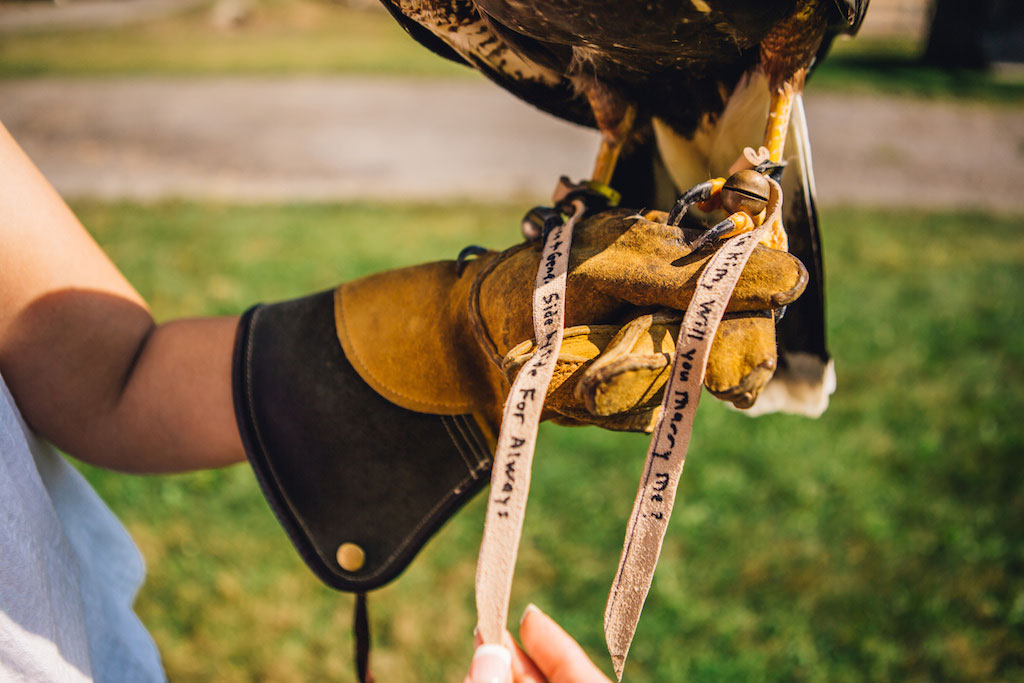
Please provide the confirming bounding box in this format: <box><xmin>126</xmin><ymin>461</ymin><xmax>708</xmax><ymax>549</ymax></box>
<box><xmin>232</xmin><ymin>208</ymin><xmax>805</xmax><ymax>593</ymax></box>
<box><xmin>337</xmin><ymin>208</ymin><xmax>805</xmax><ymax>435</ymax></box>
<box><xmin>500</xmin><ymin>209</ymin><xmax>796</xmax><ymax>430</ymax></box>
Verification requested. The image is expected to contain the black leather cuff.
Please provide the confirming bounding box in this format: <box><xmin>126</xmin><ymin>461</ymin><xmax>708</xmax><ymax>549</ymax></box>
<box><xmin>232</xmin><ymin>289</ymin><xmax>493</xmax><ymax>592</ymax></box>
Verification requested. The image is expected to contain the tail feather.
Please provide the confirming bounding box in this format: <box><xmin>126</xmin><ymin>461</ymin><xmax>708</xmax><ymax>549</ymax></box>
<box><xmin>769</xmin><ymin>92</ymin><xmax>834</xmax><ymax>417</ymax></box>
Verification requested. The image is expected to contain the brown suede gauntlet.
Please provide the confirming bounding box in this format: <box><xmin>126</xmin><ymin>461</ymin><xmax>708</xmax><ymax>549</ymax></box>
<box><xmin>233</xmin><ymin>290</ymin><xmax>491</xmax><ymax>592</ymax></box>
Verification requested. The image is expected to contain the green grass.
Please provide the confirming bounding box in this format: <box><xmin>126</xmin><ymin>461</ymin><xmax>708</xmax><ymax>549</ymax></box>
<box><xmin>68</xmin><ymin>200</ymin><xmax>1024</xmax><ymax>681</ymax></box>
<box><xmin>3</xmin><ymin>0</ymin><xmax>1022</xmax><ymax>103</ymax></box>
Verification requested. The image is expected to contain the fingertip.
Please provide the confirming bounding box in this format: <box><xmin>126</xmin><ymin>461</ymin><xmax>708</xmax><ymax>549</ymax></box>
<box><xmin>775</xmin><ymin>253</ymin><xmax>809</xmax><ymax>305</ymax></box>
<box><xmin>470</xmin><ymin>643</ymin><xmax>512</xmax><ymax>683</ymax></box>
<box><xmin>520</xmin><ymin>603</ymin><xmax>542</xmax><ymax>628</ymax></box>
<box><xmin>518</xmin><ymin>603</ymin><xmax>558</xmax><ymax>653</ymax></box>
<box><xmin>518</xmin><ymin>603</ymin><xmax>567</xmax><ymax>656</ymax></box>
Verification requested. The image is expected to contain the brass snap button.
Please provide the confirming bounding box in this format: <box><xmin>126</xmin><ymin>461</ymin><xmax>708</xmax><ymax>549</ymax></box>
<box><xmin>336</xmin><ymin>542</ymin><xmax>366</xmax><ymax>572</ymax></box>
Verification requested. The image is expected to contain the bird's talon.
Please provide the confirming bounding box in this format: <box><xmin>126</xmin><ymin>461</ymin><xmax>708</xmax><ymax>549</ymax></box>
<box><xmin>753</xmin><ymin>160</ymin><xmax>787</xmax><ymax>183</ymax></box>
<box><xmin>667</xmin><ymin>179</ymin><xmax>717</xmax><ymax>227</ymax></box>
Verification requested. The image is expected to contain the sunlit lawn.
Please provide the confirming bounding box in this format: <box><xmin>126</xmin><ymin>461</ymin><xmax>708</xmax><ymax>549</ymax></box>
<box><xmin>70</xmin><ymin>200</ymin><xmax>1024</xmax><ymax>681</ymax></box>
<box><xmin>2</xmin><ymin>0</ymin><xmax>1023</xmax><ymax>103</ymax></box>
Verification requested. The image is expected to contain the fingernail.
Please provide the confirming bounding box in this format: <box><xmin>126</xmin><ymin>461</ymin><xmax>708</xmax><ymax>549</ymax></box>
<box><xmin>473</xmin><ymin>625</ymin><xmax>479</xmax><ymax>638</ymax></box>
<box><xmin>520</xmin><ymin>603</ymin><xmax>542</xmax><ymax>627</ymax></box>
<box><xmin>470</xmin><ymin>643</ymin><xmax>511</xmax><ymax>683</ymax></box>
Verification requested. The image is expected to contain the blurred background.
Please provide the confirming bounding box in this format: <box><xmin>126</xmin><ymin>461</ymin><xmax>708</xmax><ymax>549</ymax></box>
<box><xmin>1</xmin><ymin>0</ymin><xmax>1022</xmax><ymax>680</ymax></box>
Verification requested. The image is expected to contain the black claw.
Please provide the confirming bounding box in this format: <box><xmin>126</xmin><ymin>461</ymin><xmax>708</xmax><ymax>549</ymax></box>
<box><xmin>687</xmin><ymin>216</ymin><xmax>738</xmax><ymax>253</ymax></box>
<box><xmin>667</xmin><ymin>180</ymin><xmax>714</xmax><ymax>227</ymax></box>
<box><xmin>753</xmin><ymin>160</ymin><xmax>786</xmax><ymax>183</ymax></box>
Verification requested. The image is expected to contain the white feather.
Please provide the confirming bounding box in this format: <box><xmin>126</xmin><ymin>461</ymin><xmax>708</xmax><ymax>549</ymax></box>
<box><xmin>743</xmin><ymin>355</ymin><xmax>836</xmax><ymax>418</ymax></box>
<box><xmin>651</xmin><ymin>69</ymin><xmax>772</xmax><ymax>189</ymax></box>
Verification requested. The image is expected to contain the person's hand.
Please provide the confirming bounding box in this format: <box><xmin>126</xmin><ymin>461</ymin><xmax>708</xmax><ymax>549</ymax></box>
<box><xmin>466</xmin><ymin>604</ymin><xmax>611</xmax><ymax>683</ymax></box>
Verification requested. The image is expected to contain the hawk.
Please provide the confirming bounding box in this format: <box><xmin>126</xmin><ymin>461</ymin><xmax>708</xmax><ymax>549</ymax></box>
<box><xmin>378</xmin><ymin>0</ymin><xmax>870</xmax><ymax>415</ymax></box>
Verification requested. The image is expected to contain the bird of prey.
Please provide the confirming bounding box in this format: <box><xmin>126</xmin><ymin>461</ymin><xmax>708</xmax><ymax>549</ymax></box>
<box><xmin>377</xmin><ymin>0</ymin><xmax>869</xmax><ymax>414</ymax></box>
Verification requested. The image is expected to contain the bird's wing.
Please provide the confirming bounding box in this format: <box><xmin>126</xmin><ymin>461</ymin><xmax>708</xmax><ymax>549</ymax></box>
<box><xmin>831</xmin><ymin>0</ymin><xmax>871</xmax><ymax>33</ymax></box>
<box><xmin>376</xmin><ymin>0</ymin><xmax>594</xmax><ymax>127</ymax></box>
<box><xmin>816</xmin><ymin>0</ymin><xmax>871</xmax><ymax>65</ymax></box>
<box><xmin>377</xmin><ymin>0</ymin><xmax>468</xmax><ymax>66</ymax></box>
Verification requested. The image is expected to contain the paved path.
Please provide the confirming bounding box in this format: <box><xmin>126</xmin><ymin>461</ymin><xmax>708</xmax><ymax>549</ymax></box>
<box><xmin>1</xmin><ymin>77</ymin><xmax>1021</xmax><ymax>211</ymax></box>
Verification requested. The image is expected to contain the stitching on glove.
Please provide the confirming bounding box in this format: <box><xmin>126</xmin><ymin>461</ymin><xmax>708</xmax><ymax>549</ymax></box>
<box><xmin>440</xmin><ymin>414</ymin><xmax>477</xmax><ymax>474</ymax></box>
<box><xmin>240</xmin><ymin>307</ymin><xmax>324</xmax><ymax>570</ymax></box>
<box><xmin>468</xmin><ymin>242</ymin><xmax>534</xmax><ymax>370</ymax></box>
<box><xmin>354</xmin><ymin>468</ymin><xmax>480</xmax><ymax>581</ymax></box>
<box><xmin>453</xmin><ymin>414</ymin><xmax>494</xmax><ymax>468</ymax></box>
